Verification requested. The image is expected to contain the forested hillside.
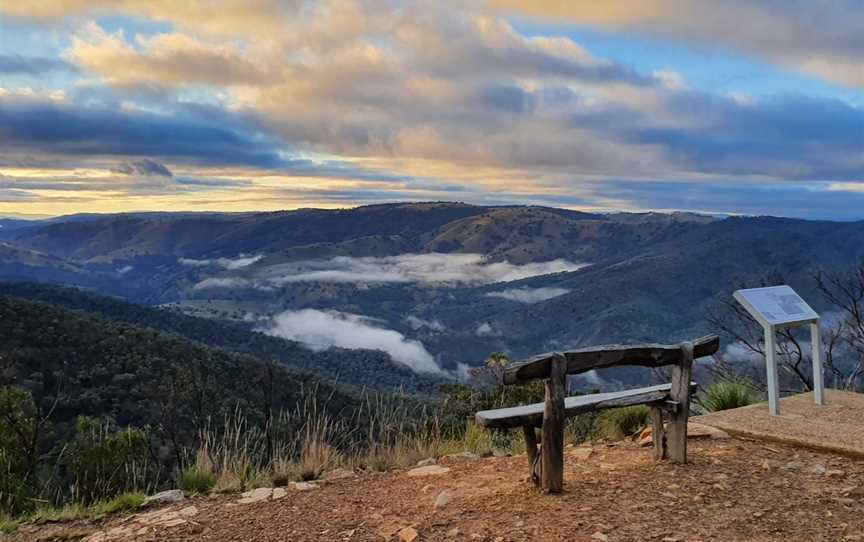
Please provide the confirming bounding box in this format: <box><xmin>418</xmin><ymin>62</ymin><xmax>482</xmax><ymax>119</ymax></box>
<box><xmin>0</xmin><ymin>295</ymin><xmax>370</xmax><ymax>461</ymax></box>
<box><xmin>0</xmin><ymin>282</ymin><xmax>444</xmax><ymax>393</ymax></box>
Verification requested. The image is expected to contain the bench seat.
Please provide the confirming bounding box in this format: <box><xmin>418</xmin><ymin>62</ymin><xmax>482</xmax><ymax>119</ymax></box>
<box><xmin>475</xmin><ymin>382</ymin><xmax>697</xmax><ymax>430</ymax></box>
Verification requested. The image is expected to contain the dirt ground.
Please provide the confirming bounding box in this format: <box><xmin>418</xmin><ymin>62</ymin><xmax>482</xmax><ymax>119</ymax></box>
<box><xmin>11</xmin><ymin>437</ymin><xmax>864</xmax><ymax>542</ymax></box>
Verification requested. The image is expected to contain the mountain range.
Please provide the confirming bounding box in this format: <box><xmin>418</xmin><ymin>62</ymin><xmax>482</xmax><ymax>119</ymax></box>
<box><xmin>3</xmin><ymin>202</ymin><xmax>863</xmax><ymax>385</ymax></box>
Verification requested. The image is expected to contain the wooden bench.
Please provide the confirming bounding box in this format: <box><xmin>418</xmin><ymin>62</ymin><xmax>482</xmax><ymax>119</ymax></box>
<box><xmin>475</xmin><ymin>335</ymin><xmax>720</xmax><ymax>493</ymax></box>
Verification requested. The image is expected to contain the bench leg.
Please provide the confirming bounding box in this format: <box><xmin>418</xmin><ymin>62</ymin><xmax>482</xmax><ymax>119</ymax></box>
<box><xmin>522</xmin><ymin>426</ymin><xmax>540</xmax><ymax>486</ymax></box>
<box><xmin>649</xmin><ymin>406</ymin><xmax>666</xmax><ymax>460</ymax></box>
<box><xmin>541</xmin><ymin>353</ymin><xmax>566</xmax><ymax>493</ymax></box>
<box><xmin>667</xmin><ymin>341</ymin><xmax>694</xmax><ymax>464</ymax></box>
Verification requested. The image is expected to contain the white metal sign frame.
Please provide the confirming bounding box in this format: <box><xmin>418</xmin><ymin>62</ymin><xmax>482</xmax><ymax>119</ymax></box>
<box><xmin>733</xmin><ymin>285</ymin><xmax>824</xmax><ymax>415</ymax></box>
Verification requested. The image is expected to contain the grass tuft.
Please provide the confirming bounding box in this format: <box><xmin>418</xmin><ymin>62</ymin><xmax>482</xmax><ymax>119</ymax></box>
<box><xmin>593</xmin><ymin>405</ymin><xmax>650</xmax><ymax>440</ymax></box>
<box><xmin>177</xmin><ymin>467</ymin><xmax>217</xmax><ymax>495</ymax></box>
<box><xmin>701</xmin><ymin>379</ymin><xmax>758</xmax><ymax>412</ymax></box>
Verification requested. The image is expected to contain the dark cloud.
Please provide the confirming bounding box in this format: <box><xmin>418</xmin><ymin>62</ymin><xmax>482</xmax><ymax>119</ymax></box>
<box><xmin>0</xmin><ymin>97</ymin><xmax>285</xmax><ymax>168</ymax></box>
<box><xmin>111</xmin><ymin>158</ymin><xmax>173</xmax><ymax>177</ymax></box>
<box><xmin>0</xmin><ymin>54</ymin><xmax>77</xmax><ymax>75</ymax></box>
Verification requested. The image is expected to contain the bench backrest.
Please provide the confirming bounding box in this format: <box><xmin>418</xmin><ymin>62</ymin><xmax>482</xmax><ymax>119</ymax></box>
<box><xmin>502</xmin><ymin>334</ymin><xmax>719</xmax><ymax>385</ymax></box>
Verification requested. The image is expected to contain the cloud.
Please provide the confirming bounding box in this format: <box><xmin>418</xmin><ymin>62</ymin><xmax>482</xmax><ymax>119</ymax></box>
<box><xmin>67</xmin><ymin>22</ymin><xmax>280</xmax><ymax>87</ymax></box>
<box><xmin>179</xmin><ymin>254</ymin><xmax>262</xmax><ymax>269</ymax></box>
<box><xmin>2</xmin><ymin>0</ymin><xmax>864</xmax><ymax>219</ymax></box>
<box><xmin>485</xmin><ymin>287</ymin><xmax>570</xmax><ymax>303</ymax></box>
<box><xmin>0</xmin><ymin>54</ymin><xmax>77</xmax><ymax>75</ymax></box>
<box><xmin>491</xmin><ymin>0</ymin><xmax>864</xmax><ymax>88</ymax></box>
<box><xmin>261</xmin><ymin>309</ymin><xmax>441</xmax><ymax>374</ymax></box>
<box><xmin>111</xmin><ymin>158</ymin><xmax>173</xmax><ymax>177</ymax></box>
<box><xmin>262</xmin><ymin>253</ymin><xmax>586</xmax><ymax>286</ymax></box>
<box><xmin>405</xmin><ymin>315</ymin><xmax>446</xmax><ymax>332</ymax></box>
<box><xmin>475</xmin><ymin>322</ymin><xmax>496</xmax><ymax>336</ymax></box>
<box><xmin>192</xmin><ymin>277</ymin><xmax>274</xmax><ymax>291</ymax></box>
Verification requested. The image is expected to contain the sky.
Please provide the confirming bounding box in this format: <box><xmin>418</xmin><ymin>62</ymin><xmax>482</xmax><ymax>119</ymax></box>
<box><xmin>0</xmin><ymin>1</ymin><xmax>862</xmax><ymax>220</ymax></box>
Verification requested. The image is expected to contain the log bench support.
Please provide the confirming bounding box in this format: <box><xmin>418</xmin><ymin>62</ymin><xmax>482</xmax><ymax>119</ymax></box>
<box><xmin>541</xmin><ymin>353</ymin><xmax>566</xmax><ymax>493</ymax></box>
<box><xmin>475</xmin><ymin>335</ymin><xmax>718</xmax><ymax>494</ymax></box>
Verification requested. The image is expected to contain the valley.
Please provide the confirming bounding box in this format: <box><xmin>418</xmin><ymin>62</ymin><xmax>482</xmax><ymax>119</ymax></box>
<box><xmin>3</xmin><ymin>202</ymin><xmax>864</xmax><ymax>387</ymax></box>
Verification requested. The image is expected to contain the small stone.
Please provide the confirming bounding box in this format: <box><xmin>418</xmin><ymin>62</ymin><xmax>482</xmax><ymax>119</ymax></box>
<box><xmin>290</xmin><ymin>481</ymin><xmax>319</xmax><ymax>491</ymax></box>
<box><xmin>398</xmin><ymin>526</ymin><xmax>419</xmax><ymax>542</ymax></box>
<box><xmin>782</xmin><ymin>461</ymin><xmax>804</xmax><ymax>471</ymax></box>
<box><xmin>591</xmin><ymin>532</ymin><xmax>609</xmax><ymax>541</ymax></box>
<box><xmin>407</xmin><ymin>465</ymin><xmax>451</xmax><ymax>477</ymax></box>
<box><xmin>143</xmin><ymin>489</ymin><xmax>184</xmax><ymax>506</ymax></box>
<box><xmin>811</xmin><ymin>464</ymin><xmax>827</xmax><ymax>475</ymax></box>
<box><xmin>827</xmin><ymin>469</ymin><xmax>845</xmax><ymax>477</ymax></box>
<box><xmin>446</xmin><ymin>527</ymin><xmax>460</xmax><ymax>538</ymax></box>
<box><xmin>416</xmin><ymin>458</ymin><xmax>437</xmax><ymax>467</ymax></box>
<box><xmin>272</xmin><ymin>487</ymin><xmax>287</xmax><ymax>500</ymax></box>
<box><xmin>434</xmin><ymin>490</ymin><xmax>452</xmax><ymax>508</ymax></box>
<box><xmin>238</xmin><ymin>487</ymin><xmax>273</xmax><ymax>504</ymax></box>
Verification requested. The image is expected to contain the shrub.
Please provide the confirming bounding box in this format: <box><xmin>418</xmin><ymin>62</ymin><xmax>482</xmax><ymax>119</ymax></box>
<box><xmin>701</xmin><ymin>379</ymin><xmax>758</xmax><ymax>412</ymax></box>
<box><xmin>0</xmin><ymin>387</ymin><xmax>39</xmax><ymax>516</ymax></box>
<box><xmin>177</xmin><ymin>467</ymin><xmax>216</xmax><ymax>495</ymax></box>
<box><xmin>593</xmin><ymin>405</ymin><xmax>650</xmax><ymax>440</ymax></box>
<box><xmin>64</xmin><ymin>418</ymin><xmax>154</xmax><ymax>505</ymax></box>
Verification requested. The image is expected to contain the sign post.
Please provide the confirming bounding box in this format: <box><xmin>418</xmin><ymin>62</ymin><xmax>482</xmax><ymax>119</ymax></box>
<box><xmin>733</xmin><ymin>285</ymin><xmax>824</xmax><ymax>415</ymax></box>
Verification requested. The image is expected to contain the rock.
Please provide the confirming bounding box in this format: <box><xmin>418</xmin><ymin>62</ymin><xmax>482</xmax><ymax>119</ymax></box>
<box><xmin>398</xmin><ymin>526</ymin><xmax>419</xmax><ymax>542</ymax></box>
<box><xmin>687</xmin><ymin>422</ymin><xmax>731</xmax><ymax>440</ymax></box>
<box><xmin>811</xmin><ymin>464</ymin><xmax>827</xmax><ymax>475</ymax></box>
<box><xmin>272</xmin><ymin>487</ymin><xmax>287</xmax><ymax>500</ymax></box>
<box><xmin>827</xmin><ymin>469</ymin><xmax>845</xmax><ymax>477</ymax></box>
<box><xmin>782</xmin><ymin>461</ymin><xmax>804</xmax><ymax>471</ymax></box>
<box><xmin>407</xmin><ymin>465</ymin><xmax>451</xmax><ymax>477</ymax></box>
<box><xmin>143</xmin><ymin>489</ymin><xmax>184</xmax><ymax>506</ymax></box>
<box><xmin>450</xmin><ymin>451</ymin><xmax>480</xmax><ymax>460</ymax></box>
<box><xmin>238</xmin><ymin>487</ymin><xmax>273</xmax><ymax>504</ymax></box>
<box><xmin>434</xmin><ymin>490</ymin><xmax>452</xmax><ymax>508</ymax></box>
<box><xmin>591</xmin><ymin>532</ymin><xmax>609</xmax><ymax>541</ymax></box>
<box><xmin>446</xmin><ymin>527</ymin><xmax>460</xmax><ymax>538</ymax></box>
<box><xmin>416</xmin><ymin>458</ymin><xmax>437</xmax><ymax>467</ymax></box>
<box><xmin>323</xmin><ymin>468</ymin><xmax>355</xmax><ymax>481</ymax></box>
<box><xmin>290</xmin><ymin>481</ymin><xmax>319</xmax><ymax>491</ymax></box>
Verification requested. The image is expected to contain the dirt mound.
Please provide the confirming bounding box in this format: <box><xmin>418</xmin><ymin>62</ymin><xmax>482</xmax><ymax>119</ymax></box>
<box><xmin>11</xmin><ymin>438</ymin><xmax>864</xmax><ymax>542</ymax></box>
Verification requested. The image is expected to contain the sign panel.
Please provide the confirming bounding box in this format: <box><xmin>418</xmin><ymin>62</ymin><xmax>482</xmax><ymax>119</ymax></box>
<box><xmin>734</xmin><ymin>285</ymin><xmax>819</xmax><ymax>327</ymax></box>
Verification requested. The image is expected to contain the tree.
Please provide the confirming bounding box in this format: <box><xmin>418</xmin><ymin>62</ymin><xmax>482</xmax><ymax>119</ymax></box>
<box><xmin>706</xmin><ymin>270</ymin><xmax>864</xmax><ymax>393</ymax></box>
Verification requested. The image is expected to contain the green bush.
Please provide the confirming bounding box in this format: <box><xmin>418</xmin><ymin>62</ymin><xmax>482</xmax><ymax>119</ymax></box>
<box><xmin>177</xmin><ymin>467</ymin><xmax>216</xmax><ymax>495</ymax></box>
<box><xmin>593</xmin><ymin>405</ymin><xmax>650</xmax><ymax>440</ymax></box>
<box><xmin>701</xmin><ymin>379</ymin><xmax>757</xmax><ymax>412</ymax></box>
<box><xmin>64</xmin><ymin>417</ymin><xmax>153</xmax><ymax>505</ymax></box>
<box><xmin>0</xmin><ymin>387</ymin><xmax>40</xmax><ymax>516</ymax></box>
